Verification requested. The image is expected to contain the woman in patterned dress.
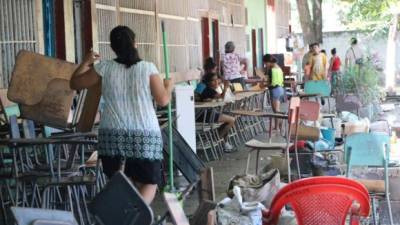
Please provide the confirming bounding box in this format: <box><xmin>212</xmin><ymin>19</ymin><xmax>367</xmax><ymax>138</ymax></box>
<box><xmin>70</xmin><ymin>26</ymin><xmax>174</xmax><ymax>204</ymax></box>
<box><xmin>221</xmin><ymin>41</ymin><xmax>247</xmax><ymax>89</ymax></box>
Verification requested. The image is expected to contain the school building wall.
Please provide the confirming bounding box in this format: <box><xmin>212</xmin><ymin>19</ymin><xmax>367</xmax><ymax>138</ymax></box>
<box><xmin>0</xmin><ymin>0</ymin><xmax>291</xmax><ymax>88</ymax></box>
<box><xmin>243</xmin><ymin>0</ymin><xmax>291</xmax><ymax>74</ymax></box>
<box><xmin>244</xmin><ymin>0</ymin><xmax>266</xmax><ymax>69</ymax></box>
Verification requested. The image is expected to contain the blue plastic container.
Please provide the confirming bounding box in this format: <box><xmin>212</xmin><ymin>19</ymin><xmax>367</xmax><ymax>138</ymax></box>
<box><xmin>321</xmin><ymin>128</ymin><xmax>336</xmax><ymax>149</ymax></box>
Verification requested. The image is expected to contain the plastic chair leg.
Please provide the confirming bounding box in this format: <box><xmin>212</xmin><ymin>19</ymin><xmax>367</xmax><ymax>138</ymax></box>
<box><xmin>245</xmin><ymin>151</ymin><xmax>252</xmax><ymax>174</ymax></box>
<box><xmin>386</xmin><ymin>194</ymin><xmax>394</xmax><ymax>225</ymax></box>
<box><xmin>371</xmin><ymin>197</ymin><xmax>378</xmax><ymax>225</ymax></box>
<box><xmin>330</xmin><ymin>117</ymin><xmax>334</xmax><ymax>129</ymax></box>
<box><xmin>294</xmin><ymin>148</ymin><xmax>301</xmax><ymax>180</ymax></box>
<box><xmin>255</xmin><ymin>150</ymin><xmax>260</xmax><ymax>175</ymax></box>
<box><xmin>268</xmin><ymin>117</ymin><xmax>273</xmax><ymax>143</ymax></box>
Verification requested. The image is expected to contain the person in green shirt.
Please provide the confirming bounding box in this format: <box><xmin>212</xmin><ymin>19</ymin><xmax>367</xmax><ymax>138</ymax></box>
<box><xmin>263</xmin><ymin>55</ymin><xmax>285</xmax><ymax>114</ymax></box>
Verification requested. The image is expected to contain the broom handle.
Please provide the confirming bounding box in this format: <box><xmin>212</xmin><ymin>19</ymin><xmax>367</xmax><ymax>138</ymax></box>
<box><xmin>161</xmin><ymin>21</ymin><xmax>175</xmax><ymax>191</ymax></box>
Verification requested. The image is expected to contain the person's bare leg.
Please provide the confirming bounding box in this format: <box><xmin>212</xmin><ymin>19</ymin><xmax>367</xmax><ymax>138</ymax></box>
<box><xmin>272</xmin><ymin>100</ymin><xmax>281</xmax><ymax>130</ymax></box>
<box><xmin>275</xmin><ymin>100</ymin><xmax>280</xmax><ymax>113</ymax></box>
<box><xmin>218</xmin><ymin>114</ymin><xmax>235</xmax><ymax>140</ymax></box>
<box><xmin>275</xmin><ymin>100</ymin><xmax>283</xmax><ymax>131</ymax></box>
<box><xmin>134</xmin><ymin>181</ymin><xmax>157</xmax><ymax>205</ymax></box>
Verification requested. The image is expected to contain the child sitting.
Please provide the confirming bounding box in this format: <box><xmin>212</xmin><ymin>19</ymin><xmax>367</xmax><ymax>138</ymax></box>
<box><xmin>199</xmin><ymin>72</ymin><xmax>236</xmax><ymax>152</ymax></box>
<box><xmin>195</xmin><ymin>57</ymin><xmax>218</xmax><ymax>96</ymax></box>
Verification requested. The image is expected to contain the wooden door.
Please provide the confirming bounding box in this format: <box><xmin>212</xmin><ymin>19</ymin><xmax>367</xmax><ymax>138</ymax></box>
<box><xmin>211</xmin><ymin>19</ymin><xmax>220</xmax><ymax>65</ymax></box>
<box><xmin>251</xmin><ymin>29</ymin><xmax>257</xmax><ymax>70</ymax></box>
<box><xmin>201</xmin><ymin>17</ymin><xmax>210</xmax><ymax>60</ymax></box>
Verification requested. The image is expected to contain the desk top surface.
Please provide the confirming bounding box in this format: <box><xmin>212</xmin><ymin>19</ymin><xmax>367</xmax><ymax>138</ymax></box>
<box><xmin>195</xmin><ymin>90</ymin><xmax>265</xmax><ymax>108</ymax></box>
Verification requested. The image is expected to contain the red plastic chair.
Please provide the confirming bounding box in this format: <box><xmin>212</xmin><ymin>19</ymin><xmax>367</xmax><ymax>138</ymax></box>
<box><xmin>299</xmin><ymin>100</ymin><xmax>320</xmax><ymax>121</ymax></box>
<box><xmin>263</xmin><ymin>176</ymin><xmax>370</xmax><ymax>225</ymax></box>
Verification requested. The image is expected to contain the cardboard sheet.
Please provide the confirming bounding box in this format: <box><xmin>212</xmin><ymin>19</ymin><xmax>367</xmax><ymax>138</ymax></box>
<box><xmin>8</xmin><ymin>50</ymin><xmax>77</xmax><ymax>128</ymax></box>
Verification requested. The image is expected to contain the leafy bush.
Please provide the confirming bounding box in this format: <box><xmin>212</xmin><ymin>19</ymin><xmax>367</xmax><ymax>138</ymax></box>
<box><xmin>342</xmin><ymin>57</ymin><xmax>383</xmax><ymax>105</ymax></box>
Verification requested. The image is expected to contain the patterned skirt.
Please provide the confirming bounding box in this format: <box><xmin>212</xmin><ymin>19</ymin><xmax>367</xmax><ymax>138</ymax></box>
<box><xmin>98</xmin><ymin>128</ymin><xmax>163</xmax><ymax>160</ymax></box>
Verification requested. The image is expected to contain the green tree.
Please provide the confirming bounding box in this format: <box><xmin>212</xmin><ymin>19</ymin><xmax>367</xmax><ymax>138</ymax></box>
<box><xmin>343</xmin><ymin>0</ymin><xmax>400</xmax><ymax>89</ymax></box>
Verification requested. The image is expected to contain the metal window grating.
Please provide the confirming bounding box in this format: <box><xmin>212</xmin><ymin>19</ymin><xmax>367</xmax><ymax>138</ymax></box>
<box><xmin>0</xmin><ymin>0</ymin><xmax>42</xmax><ymax>88</ymax></box>
<box><xmin>94</xmin><ymin>0</ymin><xmax>227</xmax><ymax>74</ymax></box>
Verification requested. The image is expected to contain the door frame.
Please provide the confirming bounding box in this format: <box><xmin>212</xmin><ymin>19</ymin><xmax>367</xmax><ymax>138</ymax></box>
<box><xmin>201</xmin><ymin>17</ymin><xmax>210</xmax><ymax>60</ymax></box>
<box><xmin>211</xmin><ymin>19</ymin><xmax>220</xmax><ymax>66</ymax></box>
<box><xmin>251</xmin><ymin>29</ymin><xmax>257</xmax><ymax>71</ymax></box>
<box><xmin>258</xmin><ymin>28</ymin><xmax>264</xmax><ymax>68</ymax></box>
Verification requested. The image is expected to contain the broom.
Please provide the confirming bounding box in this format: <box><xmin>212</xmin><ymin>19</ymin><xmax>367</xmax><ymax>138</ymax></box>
<box><xmin>161</xmin><ymin>21</ymin><xmax>175</xmax><ymax>192</ymax></box>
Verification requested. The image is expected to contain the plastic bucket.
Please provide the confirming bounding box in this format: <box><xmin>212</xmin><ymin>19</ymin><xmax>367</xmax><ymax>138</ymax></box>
<box><xmin>321</xmin><ymin>127</ymin><xmax>336</xmax><ymax>149</ymax></box>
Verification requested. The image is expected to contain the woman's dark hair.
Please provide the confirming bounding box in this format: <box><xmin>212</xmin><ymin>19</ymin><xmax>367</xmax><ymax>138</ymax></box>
<box><xmin>351</xmin><ymin>37</ymin><xmax>358</xmax><ymax>45</ymax></box>
<box><xmin>202</xmin><ymin>72</ymin><xmax>218</xmax><ymax>85</ymax></box>
<box><xmin>331</xmin><ymin>48</ymin><xmax>337</xmax><ymax>55</ymax></box>
<box><xmin>321</xmin><ymin>49</ymin><xmax>326</xmax><ymax>54</ymax></box>
<box><xmin>311</xmin><ymin>42</ymin><xmax>320</xmax><ymax>48</ymax></box>
<box><xmin>262</xmin><ymin>54</ymin><xmax>272</xmax><ymax>63</ymax></box>
<box><xmin>110</xmin><ymin>26</ymin><xmax>141</xmax><ymax>68</ymax></box>
<box><xmin>266</xmin><ymin>56</ymin><xmax>277</xmax><ymax>64</ymax></box>
<box><xmin>204</xmin><ymin>57</ymin><xmax>217</xmax><ymax>72</ymax></box>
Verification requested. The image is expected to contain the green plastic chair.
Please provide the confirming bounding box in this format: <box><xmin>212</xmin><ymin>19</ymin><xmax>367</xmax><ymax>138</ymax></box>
<box><xmin>11</xmin><ymin>207</ymin><xmax>78</xmax><ymax>225</ymax></box>
<box><xmin>304</xmin><ymin>80</ymin><xmax>332</xmax><ymax>112</ymax></box>
<box><xmin>345</xmin><ymin>132</ymin><xmax>393</xmax><ymax>225</ymax></box>
<box><xmin>4</xmin><ymin>105</ymin><xmax>20</xmax><ymax>118</ymax></box>
<box><xmin>304</xmin><ymin>80</ymin><xmax>331</xmax><ymax>97</ymax></box>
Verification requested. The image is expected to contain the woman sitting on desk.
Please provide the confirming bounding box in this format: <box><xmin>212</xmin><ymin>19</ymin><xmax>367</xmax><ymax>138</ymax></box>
<box><xmin>199</xmin><ymin>72</ymin><xmax>236</xmax><ymax>152</ymax></box>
